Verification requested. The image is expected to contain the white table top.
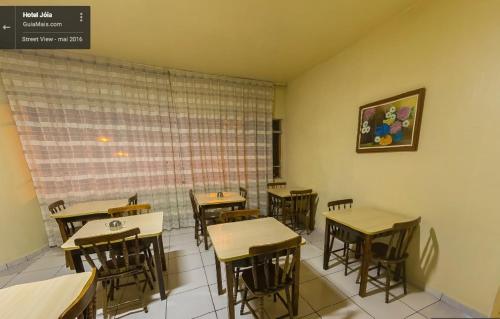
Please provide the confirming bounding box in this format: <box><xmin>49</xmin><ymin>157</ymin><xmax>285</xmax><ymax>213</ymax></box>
<box><xmin>61</xmin><ymin>212</ymin><xmax>164</xmax><ymax>250</ymax></box>
<box><xmin>51</xmin><ymin>198</ymin><xmax>129</xmax><ymax>219</ymax></box>
<box><xmin>0</xmin><ymin>271</ymin><xmax>93</xmax><ymax>319</ymax></box>
<box><xmin>207</xmin><ymin>217</ymin><xmax>305</xmax><ymax>262</ymax></box>
<box><xmin>323</xmin><ymin>207</ymin><xmax>414</xmax><ymax>235</ymax></box>
<box><xmin>195</xmin><ymin>192</ymin><xmax>246</xmax><ymax>206</ymax></box>
<box><xmin>267</xmin><ymin>188</ymin><xmax>317</xmax><ymax>198</ymax></box>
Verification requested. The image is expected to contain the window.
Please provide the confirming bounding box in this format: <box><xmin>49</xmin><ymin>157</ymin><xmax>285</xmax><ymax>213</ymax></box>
<box><xmin>272</xmin><ymin>119</ymin><xmax>282</xmax><ymax>178</ymax></box>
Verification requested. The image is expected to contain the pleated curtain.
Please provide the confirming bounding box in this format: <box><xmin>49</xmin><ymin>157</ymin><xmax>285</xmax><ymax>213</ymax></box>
<box><xmin>0</xmin><ymin>50</ymin><xmax>273</xmax><ymax>246</ymax></box>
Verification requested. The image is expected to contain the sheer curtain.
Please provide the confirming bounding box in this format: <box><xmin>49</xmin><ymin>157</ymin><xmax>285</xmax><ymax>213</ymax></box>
<box><xmin>0</xmin><ymin>50</ymin><xmax>273</xmax><ymax>246</ymax></box>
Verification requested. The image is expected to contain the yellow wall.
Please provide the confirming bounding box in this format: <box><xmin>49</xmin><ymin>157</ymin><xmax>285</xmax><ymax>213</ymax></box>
<box><xmin>284</xmin><ymin>0</ymin><xmax>500</xmax><ymax>315</ymax></box>
<box><xmin>0</xmin><ymin>90</ymin><xmax>48</xmax><ymax>265</ymax></box>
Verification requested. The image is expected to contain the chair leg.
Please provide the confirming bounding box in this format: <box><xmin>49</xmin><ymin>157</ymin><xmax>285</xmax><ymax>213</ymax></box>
<box><xmin>133</xmin><ymin>274</ymin><xmax>148</xmax><ymax>313</ymax></box>
<box><xmin>240</xmin><ymin>288</ymin><xmax>248</xmax><ymax>315</ymax></box>
<box><xmin>102</xmin><ymin>281</ymin><xmax>109</xmax><ymax>319</ymax></box>
<box><xmin>344</xmin><ymin>243</ymin><xmax>349</xmax><ymax>276</ymax></box>
<box><xmin>194</xmin><ymin>217</ymin><xmax>199</xmax><ymax>241</ymax></box>
<box><xmin>402</xmin><ymin>261</ymin><xmax>407</xmax><ymax>295</ymax></box>
<box><xmin>145</xmin><ymin>252</ymin><xmax>156</xmax><ymax>282</ymax></box>
<box><xmin>259</xmin><ymin>296</ymin><xmax>265</xmax><ymax>319</ymax></box>
<box><xmin>385</xmin><ymin>265</ymin><xmax>391</xmax><ymax>303</ymax></box>
<box><xmin>234</xmin><ymin>267</ymin><xmax>240</xmax><ymax>300</ymax></box>
<box><xmin>377</xmin><ymin>262</ymin><xmax>381</xmax><ymax>276</ymax></box>
<box><xmin>285</xmin><ymin>287</ymin><xmax>294</xmax><ymax>319</ymax></box>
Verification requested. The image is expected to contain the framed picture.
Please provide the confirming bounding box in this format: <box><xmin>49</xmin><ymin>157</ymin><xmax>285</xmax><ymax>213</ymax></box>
<box><xmin>356</xmin><ymin>88</ymin><xmax>426</xmax><ymax>153</ymax></box>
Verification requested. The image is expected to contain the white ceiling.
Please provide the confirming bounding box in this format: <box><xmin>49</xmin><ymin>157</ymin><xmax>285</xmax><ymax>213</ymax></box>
<box><xmin>11</xmin><ymin>0</ymin><xmax>418</xmax><ymax>82</ymax></box>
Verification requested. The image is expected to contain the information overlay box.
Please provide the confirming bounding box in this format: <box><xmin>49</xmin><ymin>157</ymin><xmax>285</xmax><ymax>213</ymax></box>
<box><xmin>0</xmin><ymin>6</ymin><xmax>90</xmax><ymax>49</ymax></box>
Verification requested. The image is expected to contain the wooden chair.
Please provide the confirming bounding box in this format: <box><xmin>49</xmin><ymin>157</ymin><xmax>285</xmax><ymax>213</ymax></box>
<box><xmin>326</xmin><ymin>199</ymin><xmax>360</xmax><ymax>275</ymax></box>
<box><xmin>75</xmin><ymin>228</ymin><xmax>154</xmax><ymax>317</ymax></box>
<box><xmin>267</xmin><ymin>182</ymin><xmax>287</xmax><ymax>189</ymax></box>
<box><xmin>128</xmin><ymin>193</ymin><xmax>138</xmax><ymax>205</ymax></box>
<box><xmin>107</xmin><ymin>204</ymin><xmax>156</xmax><ymax>281</ymax></box>
<box><xmin>189</xmin><ymin>190</ymin><xmax>220</xmax><ymax>247</ymax></box>
<box><xmin>287</xmin><ymin>189</ymin><xmax>313</xmax><ymax>233</ymax></box>
<box><xmin>239</xmin><ymin>187</ymin><xmax>248</xmax><ymax>208</ymax></box>
<box><xmin>108</xmin><ymin>204</ymin><xmax>151</xmax><ymax>218</ymax></box>
<box><xmin>49</xmin><ymin>199</ymin><xmax>82</xmax><ymax>239</ymax></box>
<box><xmin>218</xmin><ymin>209</ymin><xmax>261</xmax><ymax>301</ymax></box>
<box><xmin>59</xmin><ymin>268</ymin><xmax>98</xmax><ymax>319</ymax></box>
<box><xmin>362</xmin><ymin>217</ymin><xmax>421</xmax><ymax>303</ymax></box>
<box><xmin>240</xmin><ymin>236</ymin><xmax>301</xmax><ymax>318</ymax></box>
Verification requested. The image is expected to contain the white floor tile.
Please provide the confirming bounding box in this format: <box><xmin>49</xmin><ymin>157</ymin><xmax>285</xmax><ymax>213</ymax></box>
<box><xmin>114</xmin><ymin>284</ymin><xmax>166</xmax><ymax>319</ymax></box>
<box><xmin>405</xmin><ymin>313</ymin><xmax>426</xmax><ymax>319</ymax></box>
<box><xmin>299</xmin><ymin>261</ymin><xmax>321</xmax><ymax>283</ymax></box>
<box><xmin>208</xmin><ymin>283</ymin><xmax>229</xmax><ymax>310</ymax></box>
<box><xmin>5</xmin><ymin>267</ymin><xmax>60</xmax><ymax>287</ymax></box>
<box><xmin>200</xmin><ymin>250</ymin><xmax>216</xmax><ymax>267</ymax></box>
<box><xmin>168</xmin><ymin>227</ymin><xmax>194</xmax><ymax>236</ymax></box>
<box><xmin>325</xmin><ymin>269</ymin><xmax>375</xmax><ymax>297</ymax></box>
<box><xmin>23</xmin><ymin>255</ymin><xmax>66</xmax><ymax>272</ymax></box>
<box><xmin>262</xmin><ymin>293</ymin><xmax>315</xmax><ymax>318</ymax></box>
<box><xmin>168</xmin><ymin>253</ymin><xmax>203</xmax><ymax>274</ymax></box>
<box><xmin>302</xmin><ymin>255</ymin><xmax>345</xmax><ymax>277</ymax></box>
<box><xmin>419</xmin><ymin>301</ymin><xmax>468</xmax><ymax>319</ymax></box>
<box><xmin>166</xmin><ymin>286</ymin><xmax>215</xmax><ymax>319</ymax></box>
<box><xmin>195</xmin><ymin>312</ymin><xmax>217</xmax><ymax>319</ymax></box>
<box><xmin>301</xmin><ymin>243</ymin><xmax>323</xmax><ymax>260</ymax></box>
<box><xmin>216</xmin><ymin>307</ymin><xmax>256</xmax><ymax>319</ymax></box>
<box><xmin>301</xmin><ymin>313</ymin><xmax>321</xmax><ymax>319</ymax></box>
<box><xmin>170</xmin><ymin>232</ymin><xmax>198</xmax><ymax>246</ymax></box>
<box><xmin>351</xmin><ymin>291</ymin><xmax>414</xmax><ymax>319</ymax></box>
<box><xmin>167</xmin><ymin>267</ymin><xmax>207</xmax><ymax>295</ymax></box>
<box><xmin>167</xmin><ymin>242</ymin><xmax>202</xmax><ymax>258</ymax></box>
<box><xmin>318</xmin><ymin>299</ymin><xmax>373</xmax><ymax>319</ymax></box>
<box><xmin>204</xmin><ymin>264</ymin><xmax>226</xmax><ymax>285</ymax></box>
<box><xmin>0</xmin><ymin>274</ymin><xmax>16</xmax><ymax>288</ymax></box>
<box><xmin>300</xmin><ymin>277</ymin><xmax>349</xmax><ymax>311</ymax></box>
<box><xmin>378</xmin><ymin>284</ymin><xmax>439</xmax><ymax>311</ymax></box>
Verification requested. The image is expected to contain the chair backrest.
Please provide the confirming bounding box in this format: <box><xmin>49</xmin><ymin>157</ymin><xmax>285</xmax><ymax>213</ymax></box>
<box><xmin>384</xmin><ymin>217</ymin><xmax>421</xmax><ymax>260</ymax></box>
<box><xmin>75</xmin><ymin>228</ymin><xmax>142</xmax><ymax>279</ymax></box>
<box><xmin>248</xmin><ymin>236</ymin><xmax>301</xmax><ymax>291</ymax></box>
<box><xmin>239</xmin><ymin>187</ymin><xmax>248</xmax><ymax>199</ymax></box>
<box><xmin>58</xmin><ymin>268</ymin><xmax>97</xmax><ymax>319</ymax></box>
<box><xmin>49</xmin><ymin>200</ymin><xmax>66</xmax><ymax>214</ymax></box>
<box><xmin>327</xmin><ymin>199</ymin><xmax>353</xmax><ymax>211</ymax></box>
<box><xmin>267</xmin><ymin>182</ymin><xmax>286</xmax><ymax>189</ymax></box>
<box><xmin>219</xmin><ymin>209</ymin><xmax>260</xmax><ymax>223</ymax></box>
<box><xmin>189</xmin><ymin>189</ymin><xmax>199</xmax><ymax>218</ymax></box>
<box><xmin>290</xmin><ymin>189</ymin><xmax>313</xmax><ymax>216</ymax></box>
<box><xmin>108</xmin><ymin>204</ymin><xmax>151</xmax><ymax>218</ymax></box>
<box><xmin>128</xmin><ymin>193</ymin><xmax>138</xmax><ymax>205</ymax></box>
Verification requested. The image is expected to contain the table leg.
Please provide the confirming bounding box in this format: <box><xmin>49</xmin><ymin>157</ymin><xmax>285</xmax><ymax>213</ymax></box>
<box><xmin>152</xmin><ymin>236</ymin><xmax>166</xmax><ymax>300</ymax></box>
<box><xmin>215</xmin><ymin>251</ymin><xmax>225</xmax><ymax>295</ymax></box>
<box><xmin>323</xmin><ymin>220</ymin><xmax>331</xmax><ymax>270</ymax></box>
<box><xmin>200</xmin><ymin>206</ymin><xmax>209</xmax><ymax>250</ymax></box>
<box><xmin>292</xmin><ymin>246</ymin><xmax>301</xmax><ymax>315</ymax></box>
<box><xmin>70</xmin><ymin>250</ymin><xmax>84</xmax><ymax>272</ymax></box>
<box><xmin>158</xmin><ymin>234</ymin><xmax>167</xmax><ymax>271</ymax></box>
<box><xmin>359</xmin><ymin>236</ymin><xmax>372</xmax><ymax>297</ymax></box>
<box><xmin>225</xmin><ymin>261</ymin><xmax>235</xmax><ymax>319</ymax></box>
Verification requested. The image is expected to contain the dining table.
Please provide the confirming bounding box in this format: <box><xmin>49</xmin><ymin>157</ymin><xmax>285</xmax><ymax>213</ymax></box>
<box><xmin>322</xmin><ymin>207</ymin><xmax>415</xmax><ymax>296</ymax></box>
<box><xmin>207</xmin><ymin>217</ymin><xmax>304</xmax><ymax>319</ymax></box>
<box><xmin>0</xmin><ymin>271</ymin><xmax>95</xmax><ymax>319</ymax></box>
<box><xmin>194</xmin><ymin>191</ymin><xmax>246</xmax><ymax>250</ymax></box>
<box><xmin>61</xmin><ymin>211</ymin><xmax>168</xmax><ymax>300</ymax></box>
<box><xmin>267</xmin><ymin>187</ymin><xmax>318</xmax><ymax>230</ymax></box>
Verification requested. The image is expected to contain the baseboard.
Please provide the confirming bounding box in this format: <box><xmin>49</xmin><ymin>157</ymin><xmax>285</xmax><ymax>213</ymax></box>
<box><xmin>441</xmin><ymin>293</ymin><xmax>487</xmax><ymax>318</ymax></box>
<box><xmin>1</xmin><ymin>244</ymin><xmax>49</xmax><ymax>271</ymax></box>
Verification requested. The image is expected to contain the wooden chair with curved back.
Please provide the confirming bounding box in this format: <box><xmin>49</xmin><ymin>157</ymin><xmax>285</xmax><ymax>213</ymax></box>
<box><xmin>239</xmin><ymin>187</ymin><xmax>248</xmax><ymax>208</ymax></box>
<box><xmin>218</xmin><ymin>209</ymin><xmax>261</xmax><ymax>302</ymax></box>
<box><xmin>75</xmin><ymin>228</ymin><xmax>154</xmax><ymax>317</ymax></box>
<box><xmin>267</xmin><ymin>182</ymin><xmax>287</xmax><ymax>219</ymax></box>
<box><xmin>326</xmin><ymin>199</ymin><xmax>361</xmax><ymax>275</ymax></box>
<box><xmin>108</xmin><ymin>204</ymin><xmax>151</xmax><ymax>218</ymax></box>
<box><xmin>287</xmin><ymin>189</ymin><xmax>314</xmax><ymax>233</ymax></box>
<box><xmin>267</xmin><ymin>182</ymin><xmax>287</xmax><ymax>189</ymax></box>
<box><xmin>362</xmin><ymin>217</ymin><xmax>421</xmax><ymax>303</ymax></box>
<box><xmin>189</xmin><ymin>189</ymin><xmax>220</xmax><ymax>247</ymax></box>
<box><xmin>240</xmin><ymin>236</ymin><xmax>302</xmax><ymax>318</ymax></box>
<box><xmin>128</xmin><ymin>193</ymin><xmax>138</xmax><ymax>205</ymax></box>
<box><xmin>58</xmin><ymin>268</ymin><xmax>98</xmax><ymax>319</ymax></box>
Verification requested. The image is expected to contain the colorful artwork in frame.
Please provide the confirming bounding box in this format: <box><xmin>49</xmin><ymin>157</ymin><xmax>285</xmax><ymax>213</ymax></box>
<box><xmin>356</xmin><ymin>88</ymin><xmax>426</xmax><ymax>153</ymax></box>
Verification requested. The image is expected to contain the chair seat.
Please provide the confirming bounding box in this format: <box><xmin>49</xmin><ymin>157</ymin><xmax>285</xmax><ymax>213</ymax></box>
<box><xmin>241</xmin><ymin>264</ymin><xmax>291</xmax><ymax>295</ymax></box>
<box><xmin>371</xmin><ymin>242</ymin><xmax>408</xmax><ymax>262</ymax></box>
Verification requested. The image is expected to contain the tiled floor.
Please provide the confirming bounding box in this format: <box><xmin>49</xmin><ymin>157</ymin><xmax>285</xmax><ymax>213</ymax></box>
<box><xmin>0</xmin><ymin>227</ymin><xmax>469</xmax><ymax>319</ymax></box>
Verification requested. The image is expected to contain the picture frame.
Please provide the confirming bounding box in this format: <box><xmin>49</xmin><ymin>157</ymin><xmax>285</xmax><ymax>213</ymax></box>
<box><xmin>356</xmin><ymin>88</ymin><xmax>426</xmax><ymax>153</ymax></box>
